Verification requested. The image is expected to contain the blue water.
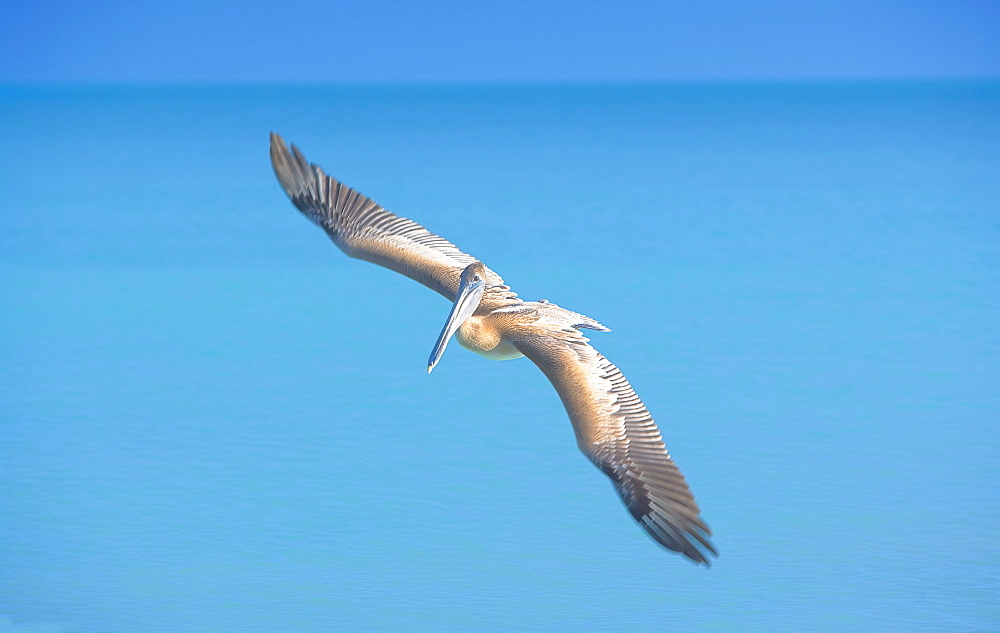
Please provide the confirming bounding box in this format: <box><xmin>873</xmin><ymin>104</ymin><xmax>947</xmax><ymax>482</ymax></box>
<box><xmin>1</xmin><ymin>83</ymin><xmax>998</xmax><ymax>632</ymax></box>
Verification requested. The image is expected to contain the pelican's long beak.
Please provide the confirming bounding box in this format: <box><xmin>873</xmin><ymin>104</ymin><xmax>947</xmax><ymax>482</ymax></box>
<box><xmin>427</xmin><ymin>277</ymin><xmax>485</xmax><ymax>373</ymax></box>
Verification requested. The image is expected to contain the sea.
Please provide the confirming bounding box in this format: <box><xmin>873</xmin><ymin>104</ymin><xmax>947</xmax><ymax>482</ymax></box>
<box><xmin>1</xmin><ymin>83</ymin><xmax>998</xmax><ymax>632</ymax></box>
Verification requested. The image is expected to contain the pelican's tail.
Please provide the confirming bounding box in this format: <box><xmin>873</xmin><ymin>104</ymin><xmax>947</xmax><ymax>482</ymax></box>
<box><xmin>499</xmin><ymin>301</ymin><xmax>610</xmax><ymax>333</ymax></box>
<box><xmin>572</xmin><ymin>312</ymin><xmax>611</xmax><ymax>332</ymax></box>
<box><xmin>546</xmin><ymin>301</ymin><xmax>610</xmax><ymax>332</ymax></box>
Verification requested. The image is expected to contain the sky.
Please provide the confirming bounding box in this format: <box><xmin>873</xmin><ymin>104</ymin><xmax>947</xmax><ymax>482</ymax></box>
<box><xmin>2</xmin><ymin>0</ymin><xmax>999</xmax><ymax>82</ymax></box>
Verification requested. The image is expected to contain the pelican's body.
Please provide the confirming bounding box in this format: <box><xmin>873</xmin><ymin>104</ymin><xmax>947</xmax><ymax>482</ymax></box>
<box><xmin>456</xmin><ymin>316</ymin><xmax>524</xmax><ymax>361</ymax></box>
<box><xmin>270</xmin><ymin>133</ymin><xmax>717</xmax><ymax>565</ymax></box>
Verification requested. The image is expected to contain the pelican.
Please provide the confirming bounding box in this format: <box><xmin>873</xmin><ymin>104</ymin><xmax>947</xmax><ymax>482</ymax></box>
<box><xmin>269</xmin><ymin>133</ymin><xmax>717</xmax><ymax>565</ymax></box>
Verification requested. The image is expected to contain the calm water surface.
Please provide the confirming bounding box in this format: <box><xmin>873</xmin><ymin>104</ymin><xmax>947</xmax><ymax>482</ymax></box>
<box><xmin>1</xmin><ymin>83</ymin><xmax>998</xmax><ymax>632</ymax></box>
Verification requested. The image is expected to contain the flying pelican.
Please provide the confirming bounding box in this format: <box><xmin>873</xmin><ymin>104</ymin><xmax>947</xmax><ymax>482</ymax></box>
<box><xmin>269</xmin><ymin>133</ymin><xmax>717</xmax><ymax>565</ymax></box>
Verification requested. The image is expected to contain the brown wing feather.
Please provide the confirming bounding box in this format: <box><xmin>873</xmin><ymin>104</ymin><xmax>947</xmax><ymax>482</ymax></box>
<box><xmin>269</xmin><ymin>133</ymin><xmax>517</xmax><ymax>304</ymax></box>
<box><xmin>509</xmin><ymin>322</ymin><xmax>716</xmax><ymax>565</ymax></box>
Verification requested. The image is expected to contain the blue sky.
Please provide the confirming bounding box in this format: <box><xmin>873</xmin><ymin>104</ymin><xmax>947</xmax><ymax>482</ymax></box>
<box><xmin>2</xmin><ymin>0</ymin><xmax>999</xmax><ymax>82</ymax></box>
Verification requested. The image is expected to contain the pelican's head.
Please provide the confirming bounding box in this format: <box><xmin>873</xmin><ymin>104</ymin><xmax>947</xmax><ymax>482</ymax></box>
<box><xmin>427</xmin><ymin>262</ymin><xmax>487</xmax><ymax>373</ymax></box>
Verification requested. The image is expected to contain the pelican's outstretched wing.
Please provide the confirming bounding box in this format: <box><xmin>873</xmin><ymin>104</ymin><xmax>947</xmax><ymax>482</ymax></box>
<box><xmin>508</xmin><ymin>316</ymin><xmax>716</xmax><ymax>565</ymax></box>
<box><xmin>270</xmin><ymin>133</ymin><xmax>517</xmax><ymax>304</ymax></box>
